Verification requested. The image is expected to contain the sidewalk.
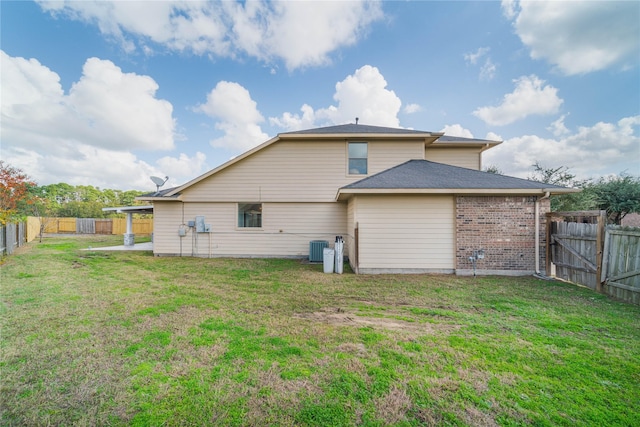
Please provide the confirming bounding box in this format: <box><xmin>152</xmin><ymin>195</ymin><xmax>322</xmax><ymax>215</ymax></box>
<box><xmin>85</xmin><ymin>242</ymin><xmax>153</xmax><ymax>251</ymax></box>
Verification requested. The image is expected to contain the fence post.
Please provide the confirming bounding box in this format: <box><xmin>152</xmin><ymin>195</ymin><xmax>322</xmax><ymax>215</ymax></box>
<box><xmin>0</xmin><ymin>224</ymin><xmax>5</xmax><ymax>256</ymax></box>
<box><xmin>6</xmin><ymin>223</ymin><xmax>16</xmax><ymax>255</ymax></box>
<box><xmin>600</xmin><ymin>226</ymin><xmax>611</xmax><ymax>286</ymax></box>
<box><xmin>545</xmin><ymin>214</ymin><xmax>552</xmax><ymax>277</ymax></box>
<box><xmin>595</xmin><ymin>211</ymin><xmax>606</xmax><ymax>292</ymax></box>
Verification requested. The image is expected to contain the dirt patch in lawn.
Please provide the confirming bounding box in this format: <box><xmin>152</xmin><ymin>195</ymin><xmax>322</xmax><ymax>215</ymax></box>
<box><xmin>293</xmin><ymin>307</ymin><xmax>461</xmax><ymax>334</ymax></box>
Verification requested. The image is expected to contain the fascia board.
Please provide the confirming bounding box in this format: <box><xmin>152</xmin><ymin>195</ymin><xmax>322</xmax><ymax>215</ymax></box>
<box><xmin>336</xmin><ymin>187</ymin><xmax>579</xmax><ymax>201</ymax></box>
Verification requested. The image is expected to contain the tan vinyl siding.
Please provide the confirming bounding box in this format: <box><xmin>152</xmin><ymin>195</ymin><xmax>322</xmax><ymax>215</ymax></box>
<box><xmin>182</xmin><ymin>141</ymin><xmax>343</xmax><ymax>202</ymax></box>
<box><xmin>425</xmin><ymin>148</ymin><xmax>481</xmax><ymax>170</ymax></box>
<box><xmin>355</xmin><ymin>195</ymin><xmax>455</xmax><ymax>271</ymax></box>
<box><xmin>182</xmin><ymin>139</ymin><xmax>425</xmax><ymax>202</ymax></box>
<box><xmin>152</xmin><ymin>201</ymin><xmax>184</xmax><ymax>255</ymax></box>
<box><xmin>368</xmin><ymin>141</ymin><xmax>425</xmax><ymax>173</ymax></box>
<box><xmin>346</xmin><ymin>197</ymin><xmax>356</xmax><ymax>269</ymax></box>
<box><xmin>154</xmin><ymin>201</ymin><xmax>346</xmax><ymax>257</ymax></box>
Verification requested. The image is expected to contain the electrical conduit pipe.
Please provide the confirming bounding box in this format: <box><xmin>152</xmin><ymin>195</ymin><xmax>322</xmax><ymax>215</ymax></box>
<box><xmin>535</xmin><ymin>191</ymin><xmax>551</xmax><ymax>276</ymax></box>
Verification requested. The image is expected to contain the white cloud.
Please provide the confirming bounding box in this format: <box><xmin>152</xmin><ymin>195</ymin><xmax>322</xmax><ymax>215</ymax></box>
<box><xmin>464</xmin><ymin>47</ymin><xmax>496</xmax><ymax>81</ymax></box>
<box><xmin>2</xmin><ymin>143</ymin><xmax>182</xmax><ymax>191</ymax></box>
<box><xmin>230</xmin><ymin>0</ymin><xmax>383</xmax><ymax>70</ymax></box>
<box><xmin>197</xmin><ymin>81</ymin><xmax>269</xmax><ymax>151</ymax></box>
<box><xmin>440</xmin><ymin>124</ymin><xmax>474</xmax><ymax>139</ymax></box>
<box><xmin>270</xmin><ymin>65</ymin><xmax>402</xmax><ymax>130</ymax></box>
<box><xmin>483</xmin><ymin>115</ymin><xmax>640</xmax><ymax>179</ymax></box>
<box><xmin>502</xmin><ymin>0</ymin><xmax>640</xmax><ymax>75</ymax></box>
<box><xmin>0</xmin><ymin>50</ymin><xmax>202</xmax><ymax>189</ymax></box>
<box><xmin>269</xmin><ymin>104</ymin><xmax>317</xmax><ymax>131</ymax></box>
<box><xmin>501</xmin><ymin>0</ymin><xmax>517</xmax><ymax>20</ymax></box>
<box><xmin>2</xmin><ymin>142</ymin><xmax>205</xmax><ymax>191</ymax></box>
<box><xmin>479</xmin><ymin>59</ymin><xmax>496</xmax><ymax>81</ymax></box>
<box><xmin>473</xmin><ymin>75</ymin><xmax>563</xmax><ymax>126</ymax></box>
<box><xmin>156</xmin><ymin>152</ymin><xmax>208</xmax><ymax>185</ymax></box>
<box><xmin>69</xmin><ymin>58</ymin><xmax>176</xmax><ymax>151</ymax></box>
<box><xmin>1</xmin><ymin>51</ymin><xmax>175</xmax><ymax>152</ymax></box>
<box><xmin>547</xmin><ymin>114</ymin><xmax>570</xmax><ymax>137</ymax></box>
<box><xmin>464</xmin><ymin>47</ymin><xmax>490</xmax><ymax>65</ymax></box>
<box><xmin>403</xmin><ymin>103</ymin><xmax>422</xmax><ymax>114</ymax></box>
<box><xmin>38</xmin><ymin>0</ymin><xmax>384</xmax><ymax>70</ymax></box>
<box><xmin>486</xmin><ymin>131</ymin><xmax>502</xmax><ymax>141</ymax></box>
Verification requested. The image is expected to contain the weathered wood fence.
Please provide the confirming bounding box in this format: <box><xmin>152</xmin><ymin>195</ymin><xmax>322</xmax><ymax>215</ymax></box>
<box><xmin>547</xmin><ymin>211</ymin><xmax>640</xmax><ymax>305</ymax></box>
<box><xmin>41</xmin><ymin>217</ymin><xmax>153</xmax><ymax>235</ymax></box>
<box><xmin>1</xmin><ymin>217</ymin><xmax>153</xmax><ymax>257</ymax></box>
<box><xmin>602</xmin><ymin>227</ymin><xmax>640</xmax><ymax>304</ymax></box>
<box><xmin>0</xmin><ymin>221</ymin><xmax>27</xmax><ymax>256</ymax></box>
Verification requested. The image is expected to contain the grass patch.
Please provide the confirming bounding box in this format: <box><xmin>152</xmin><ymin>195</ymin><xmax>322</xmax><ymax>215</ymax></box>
<box><xmin>1</xmin><ymin>235</ymin><xmax>639</xmax><ymax>426</ymax></box>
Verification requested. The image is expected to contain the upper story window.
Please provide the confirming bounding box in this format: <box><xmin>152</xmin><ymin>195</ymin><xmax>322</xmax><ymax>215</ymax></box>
<box><xmin>348</xmin><ymin>142</ymin><xmax>368</xmax><ymax>175</ymax></box>
<box><xmin>238</xmin><ymin>203</ymin><xmax>262</xmax><ymax>228</ymax></box>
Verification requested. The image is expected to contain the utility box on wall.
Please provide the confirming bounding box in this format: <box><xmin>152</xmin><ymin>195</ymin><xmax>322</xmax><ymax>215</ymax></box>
<box><xmin>195</xmin><ymin>216</ymin><xmax>205</xmax><ymax>233</ymax></box>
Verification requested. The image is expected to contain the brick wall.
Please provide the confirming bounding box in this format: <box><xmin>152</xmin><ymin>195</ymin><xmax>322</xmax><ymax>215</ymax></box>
<box><xmin>456</xmin><ymin>196</ymin><xmax>550</xmax><ymax>273</ymax></box>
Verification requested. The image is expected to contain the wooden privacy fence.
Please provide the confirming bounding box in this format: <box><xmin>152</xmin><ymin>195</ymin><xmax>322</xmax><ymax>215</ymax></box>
<box><xmin>547</xmin><ymin>221</ymin><xmax>602</xmax><ymax>290</ymax></box>
<box><xmin>547</xmin><ymin>211</ymin><xmax>640</xmax><ymax>305</ymax></box>
<box><xmin>1</xmin><ymin>217</ymin><xmax>152</xmax><ymax>257</ymax></box>
<box><xmin>41</xmin><ymin>217</ymin><xmax>153</xmax><ymax>235</ymax></box>
<box><xmin>112</xmin><ymin>218</ymin><xmax>153</xmax><ymax>235</ymax></box>
<box><xmin>602</xmin><ymin>227</ymin><xmax>640</xmax><ymax>304</ymax></box>
<box><xmin>0</xmin><ymin>221</ymin><xmax>27</xmax><ymax>256</ymax></box>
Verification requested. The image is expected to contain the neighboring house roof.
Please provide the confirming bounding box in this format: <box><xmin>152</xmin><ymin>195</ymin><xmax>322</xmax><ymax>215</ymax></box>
<box><xmin>337</xmin><ymin>160</ymin><xmax>578</xmax><ymax>200</ymax></box>
<box><xmin>621</xmin><ymin>213</ymin><xmax>640</xmax><ymax>227</ymax></box>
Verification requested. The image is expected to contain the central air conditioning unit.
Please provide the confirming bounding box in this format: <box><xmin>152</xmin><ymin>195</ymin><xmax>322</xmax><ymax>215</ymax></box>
<box><xmin>309</xmin><ymin>240</ymin><xmax>329</xmax><ymax>262</ymax></box>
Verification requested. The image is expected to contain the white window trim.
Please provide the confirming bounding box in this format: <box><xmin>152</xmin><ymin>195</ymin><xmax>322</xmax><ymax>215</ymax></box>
<box><xmin>236</xmin><ymin>202</ymin><xmax>263</xmax><ymax>230</ymax></box>
<box><xmin>346</xmin><ymin>141</ymin><xmax>368</xmax><ymax>176</ymax></box>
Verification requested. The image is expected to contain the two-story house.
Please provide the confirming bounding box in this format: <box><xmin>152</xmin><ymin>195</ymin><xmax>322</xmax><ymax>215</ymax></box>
<box><xmin>138</xmin><ymin>123</ymin><xmax>576</xmax><ymax>275</ymax></box>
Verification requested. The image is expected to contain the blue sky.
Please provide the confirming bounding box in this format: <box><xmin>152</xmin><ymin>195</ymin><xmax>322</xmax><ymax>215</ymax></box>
<box><xmin>2</xmin><ymin>0</ymin><xmax>639</xmax><ymax>191</ymax></box>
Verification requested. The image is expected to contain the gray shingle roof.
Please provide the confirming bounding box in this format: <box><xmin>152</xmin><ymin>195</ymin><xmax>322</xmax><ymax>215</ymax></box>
<box><xmin>342</xmin><ymin>160</ymin><xmax>570</xmax><ymax>190</ymax></box>
<box><xmin>280</xmin><ymin>123</ymin><xmax>433</xmax><ymax>135</ymax></box>
<box><xmin>139</xmin><ymin>186</ymin><xmax>180</xmax><ymax>198</ymax></box>
<box><xmin>280</xmin><ymin>124</ymin><xmax>498</xmax><ymax>145</ymax></box>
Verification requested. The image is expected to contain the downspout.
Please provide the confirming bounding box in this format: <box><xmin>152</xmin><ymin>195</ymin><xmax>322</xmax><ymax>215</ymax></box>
<box><xmin>535</xmin><ymin>191</ymin><xmax>551</xmax><ymax>276</ymax></box>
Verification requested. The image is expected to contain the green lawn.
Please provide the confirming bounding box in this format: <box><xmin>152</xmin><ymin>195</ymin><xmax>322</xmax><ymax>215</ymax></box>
<box><xmin>1</xmin><ymin>236</ymin><xmax>639</xmax><ymax>426</ymax></box>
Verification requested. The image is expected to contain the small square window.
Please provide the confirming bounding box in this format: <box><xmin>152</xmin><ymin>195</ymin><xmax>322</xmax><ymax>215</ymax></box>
<box><xmin>348</xmin><ymin>142</ymin><xmax>368</xmax><ymax>174</ymax></box>
<box><xmin>238</xmin><ymin>203</ymin><xmax>262</xmax><ymax>228</ymax></box>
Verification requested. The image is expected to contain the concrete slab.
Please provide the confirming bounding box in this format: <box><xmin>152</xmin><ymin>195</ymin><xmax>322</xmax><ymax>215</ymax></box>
<box><xmin>85</xmin><ymin>242</ymin><xmax>153</xmax><ymax>251</ymax></box>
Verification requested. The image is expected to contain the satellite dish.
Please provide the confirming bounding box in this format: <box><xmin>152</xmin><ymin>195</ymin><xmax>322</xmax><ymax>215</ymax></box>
<box><xmin>150</xmin><ymin>176</ymin><xmax>169</xmax><ymax>193</ymax></box>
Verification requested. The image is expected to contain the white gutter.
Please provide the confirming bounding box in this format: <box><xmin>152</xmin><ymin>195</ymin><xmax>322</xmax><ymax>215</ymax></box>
<box><xmin>535</xmin><ymin>192</ymin><xmax>551</xmax><ymax>275</ymax></box>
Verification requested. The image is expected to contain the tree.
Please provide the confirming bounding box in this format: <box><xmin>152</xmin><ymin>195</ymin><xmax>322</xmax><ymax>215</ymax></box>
<box><xmin>57</xmin><ymin>200</ymin><xmax>105</xmax><ymax>218</ymax></box>
<box><xmin>24</xmin><ymin>186</ymin><xmax>57</xmax><ymax>242</ymax></box>
<box><xmin>120</xmin><ymin>190</ymin><xmax>145</xmax><ymax>206</ymax></box>
<box><xmin>527</xmin><ymin>162</ymin><xmax>579</xmax><ymax>187</ymax></box>
<box><xmin>528</xmin><ymin>162</ymin><xmax>640</xmax><ymax>223</ymax></box>
<box><xmin>26</xmin><ymin>183</ymin><xmax>148</xmax><ymax>218</ymax></box>
<box><xmin>0</xmin><ymin>161</ymin><xmax>36</xmax><ymax>224</ymax></box>
<box><xmin>590</xmin><ymin>174</ymin><xmax>640</xmax><ymax>224</ymax></box>
<box><xmin>483</xmin><ymin>165</ymin><xmax>503</xmax><ymax>174</ymax></box>
<box><xmin>527</xmin><ymin>162</ymin><xmax>596</xmax><ymax>212</ymax></box>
